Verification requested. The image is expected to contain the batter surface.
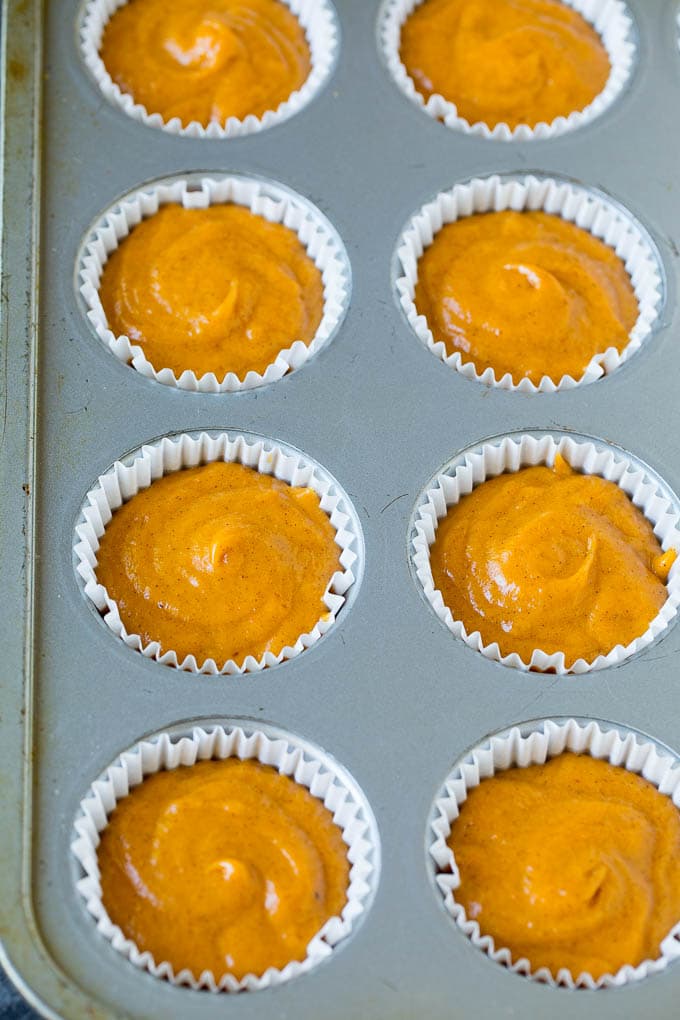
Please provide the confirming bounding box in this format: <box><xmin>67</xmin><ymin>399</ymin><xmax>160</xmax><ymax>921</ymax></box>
<box><xmin>99</xmin><ymin>204</ymin><xmax>324</xmax><ymax>381</ymax></box>
<box><xmin>95</xmin><ymin>462</ymin><xmax>341</xmax><ymax>666</ymax></box>
<box><xmin>414</xmin><ymin>210</ymin><xmax>638</xmax><ymax>385</ymax></box>
<box><xmin>430</xmin><ymin>456</ymin><xmax>675</xmax><ymax>665</ymax></box>
<box><xmin>99</xmin><ymin>759</ymin><xmax>350</xmax><ymax>979</ymax></box>
<box><xmin>100</xmin><ymin>0</ymin><xmax>311</xmax><ymax>126</ymax></box>
<box><xmin>448</xmin><ymin>753</ymin><xmax>680</xmax><ymax>978</ymax></box>
<box><xmin>400</xmin><ymin>0</ymin><xmax>610</xmax><ymax>129</ymax></box>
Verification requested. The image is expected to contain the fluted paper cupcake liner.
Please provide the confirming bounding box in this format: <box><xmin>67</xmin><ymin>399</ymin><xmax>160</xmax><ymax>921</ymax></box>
<box><xmin>77</xmin><ymin>174</ymin><xmax>350</xmax><ymax>393</ymax></box>
<box><xmin>378</xmin><ymin>0</ymin><xmax>636</xmax><ymax>141</ymax></box>
<box><xmin>80</xmin><ymin>0</ymin><xmax>338</xmax><ymax>138</ymax></box>
<box><xmin>411</xmin><ymin>432</ymin><xmax>680</xmax><ymax>673</ymax></box>
<box><xmin>74</xmin><ymin>431</ymin><xmax>361</xmax><ymax>674</ymax></box>
<box><xmin>395</xmin><ymin>173</ymin><xmax>663</xmax><ymax>393</ymax></box>
<box><xmin>429</xmin><ymin>716</ymin><xmax>680</xmax><ymax>988</ymax></box>
<box><xmin>72</xmin><ymin>722</ymin><xmax>379</xmax><ymax>991</ymax></box>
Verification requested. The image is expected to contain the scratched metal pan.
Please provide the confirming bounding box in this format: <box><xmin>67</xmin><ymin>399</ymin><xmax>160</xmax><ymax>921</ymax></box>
<box><xmin>3</xmin><ymin>0</ymin><xmax>680</xmax><ymax>1016</ymax></box>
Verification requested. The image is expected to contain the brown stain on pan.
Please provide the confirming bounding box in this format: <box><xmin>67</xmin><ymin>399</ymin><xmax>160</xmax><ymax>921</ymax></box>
<box><xmin>8</xmin><ymin>59</ymin><xmax>27</xmax><ymax>82</ymax></box>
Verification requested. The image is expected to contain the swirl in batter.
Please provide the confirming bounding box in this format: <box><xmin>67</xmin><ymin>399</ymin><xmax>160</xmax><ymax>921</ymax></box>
<box><xmin>100</xmin><ymin>0</ymin><xmax>311</xmax><ymax>125</ymax></box>
<box><xmin>95</xmin><ymin>462</ymin><xmax>341</xmax><ymax>666</ymax></box>
<box><xmin>414</xmin><ymin>210</ymin><xmax>639</xmax><ymax>385</ymax></box>
<box><xmin>98</xmin><ymin>759</ymin><xmax>350</xmax><ymax>978</ymax></box>
<box><xmin>430</xmin><ymin>457</ymin><xmax>675</xmax><ymax>665</ymax></box>
<box><xmin>400</xmin><ymin>0</ymin><xmax>610</xmax><ymax>129</ymax></box>
<box><xmin>448</xmin><ymin>753</ymin><xmax>680</xmax><ymax>978</ymax></box>
<box><xmin>99</xmin><ymin>204</ymin><xmax>324</xmax><ymax>381</ymax></box>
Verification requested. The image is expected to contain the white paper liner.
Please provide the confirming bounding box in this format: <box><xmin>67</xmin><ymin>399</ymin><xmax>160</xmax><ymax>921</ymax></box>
<box><xmin>395</xmin><ymin>173</ymin><xmax>663</xmax><ymax>393</ymax></box>
<box><xmin>411</xmin><ymin>432</ymin><xmax>680</xmax><ymax>673</ymax></box>
<box><xmin>430</xmin><ymin>717</ymin><xmax>680</xmax><ymax>988</ymax></box>
<box><xmin>77</xmin><ymin>174</ymin><xmax>350</xmax><ymax>393</ymax></box>
<box><xmin>74</xmin><ymin>431</ymin><xmax>361</xmax><ymax>674</ymax></box>
<box><xmin>72</xmin><ymin>722</ymin><xmax>379</xmax><ymax>991</ymax></box>
<box><xmin>80</xmin><ymin>0</ymin><xmax>338</xmax><ymax>138</ymax></box>
<box><xmin>378</xmin><ymin>0</ymin><xmax>636</xmax><ymax>141</ymax></box>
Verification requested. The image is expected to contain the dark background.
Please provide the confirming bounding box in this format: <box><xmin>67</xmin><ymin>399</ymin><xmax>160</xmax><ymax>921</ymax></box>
<box><xmin>1</xmin><ymin>971</ymin><xmax>39</xmax><ymax>1018</ymax></box>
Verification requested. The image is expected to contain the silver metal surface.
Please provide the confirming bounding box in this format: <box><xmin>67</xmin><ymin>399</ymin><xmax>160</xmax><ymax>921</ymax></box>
<box><xmin>4</xmin><ymin>0</ymin><xmax>680</xmax><ymax>1016</ymax></box>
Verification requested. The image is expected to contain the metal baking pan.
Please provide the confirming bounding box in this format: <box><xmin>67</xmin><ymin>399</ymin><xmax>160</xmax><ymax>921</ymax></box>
<box><xmin>3</xmin><ymin>0</ymin><xmax>680</xmax><ymax>1016</ymax></box>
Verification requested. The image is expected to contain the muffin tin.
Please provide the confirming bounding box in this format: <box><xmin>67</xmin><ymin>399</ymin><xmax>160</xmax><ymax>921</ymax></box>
<box><xmin>4</xmin><ymin>0</ymin><xmax>680</xmax><ymax>1017</ymax></box>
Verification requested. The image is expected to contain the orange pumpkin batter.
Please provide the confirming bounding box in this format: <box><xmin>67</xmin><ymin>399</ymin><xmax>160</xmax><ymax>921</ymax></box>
<box><xmin>100</xmin><ymin>0</ymin><xmax>311</xmax><ymax>126</ymax></box>
<box><xmin>95</xmin><ymin>462</ymin><xmax>341</xmax><ymax>667</ymax></box>
<box><xmin>400</xmin><ymin>0</ymin><xmax>610</xmax><ymax>129</ymax></box>
<box><xmin>430</xmin><ymin>456</ymin><xmax>675</xmax><ymax>665</ymax></box>
<box><xmin>98</xmin><ymin>204</ymin><xmax>324</xmax><ymax>381</ymax></box>
<box><xmin>448</xmin><ymin>753</ymin><xmax>680</xmax><ymax>978</ymax></box>
<box><xmin>414</xmin><ymin>210</ymin><xmax>638</xmax><ymax>385</ymax></box>
<box><xmin>98</xmin><ymin>759</ymin><xmax>350</xmax><ymax>979</ymax></box>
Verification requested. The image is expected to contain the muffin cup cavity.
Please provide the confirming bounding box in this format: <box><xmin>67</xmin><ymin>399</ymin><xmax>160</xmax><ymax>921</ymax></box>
<box><xmin>411</xmin><ymin>432</ymin><xmax>680</xmax><ymax>674</ymax></box>
<box><xmin>74</xmin><ymin>431</ymin><xmax>362</xmax><ymax>674</ymax></box>
<box><xmin>80</xmin><ymin>0</ymin><xmax>339</xmax><ymax>138</ymax></box>
<box><xmin>395</xmin><ymin>173</ymin><xmax>664</xmax><ymax>393</ymax></box>
<box><xmin>429</xmin><ymin>716</ymin><xmax>680</xmax><ymax>988</ymax></box>
<box><xmin>72</xmin><ymin>722</ymin><xmax>379</xmax><ymax>991</ymax></box>
<box><xmin>77</xmin><ymin>174</ymin><xmax>351</xmax><ymax>393</ymax></box>
<box><xmin>378</xmin><ymin>0</ymin><xmax>636</xmax><ymax>141</ymax></box>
